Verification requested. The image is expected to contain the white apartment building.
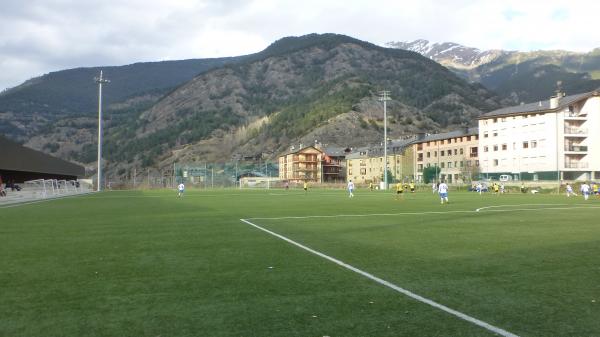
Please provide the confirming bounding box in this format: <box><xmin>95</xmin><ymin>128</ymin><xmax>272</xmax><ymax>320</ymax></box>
<box><xmin>478</xmin><ymin>90</ymin><xmax>600</xmax><ymax>181</ymax></box>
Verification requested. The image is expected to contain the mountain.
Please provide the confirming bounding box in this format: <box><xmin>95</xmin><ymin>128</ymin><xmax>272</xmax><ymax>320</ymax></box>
<box><xmin>3</xmin><ymin>34</ymin><xmax>504</xmax><ymax>176</ymax></box>
<box><xmin>387</xmin><ymin>40</ymin><xmax>600</xmax><ymax>103</ymax></box>
<box><xmin>97</xmin><ymin>34</ymin><xmax>501</xmax><ymax>169</ymax></box>
<box><xmin>0</xmin><ymin>57</ymin><xmax>241</xmax><ymax>141</ymax></box>
<box><xmin>386</xmin><ymin>39</ymin><xmax>506</xmax><ymax>69</ymax></box>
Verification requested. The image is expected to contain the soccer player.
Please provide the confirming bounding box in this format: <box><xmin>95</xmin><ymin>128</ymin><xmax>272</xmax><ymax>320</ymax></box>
<box><xmin>177</xmin><ymin>182</ymin><xmax>185</xmax><ymax>197</ymax></box>
<box><xmin>581</xmin><ymin>182</ymin><xmax>591</xmax><ymax>200</ymax></box>
<box><xmin>347</xmin><ymin>180</ymin><xmax>355</xmax><ymax>198</ymax></box>
<box><xmin>369</xmin><ymin>182</ymin><xmax>373</xmax><ymax>191</ymax></box>
<box><xmin>476</xmin><ymin>182</ymin><xmax>483</xmax><ymax>195</ymax></box>
<box><xmin>566</xmin><ymin>183</ymin><xmax>575</xmax><ymax>197</ymax></box>
<box><xmin>409</xmin><ymin>181</ymin><xmax>415</xmax><ymax>193</ymax></box>
<box><xmin>303</xmin><ymin>181</ymin><xmax>308</xmax><ymax>193</ymax></box>
<box><xmin>493</xmin><ymin>183</ymin><xmax>499</xmax><ymax>195</ymax></box>
<box><xmin>593</xmin><ymin>183</ymin><xmax>599</xmax><ymax>196</ymax></box>
<box><xmin>395</xmin><ymin>182</ymin><xmax>404</xmax><ymax>200</ymax></box>
<box><xmin>500</xmin><ymin>183</ymin><xmax>505</xmax><ymax>194</ymax></box>
<box><xmin>438</xmin><ymin>180</ymin><xmax>449</xmax><ymax>204</ymax></box>
<box><xmin>432</xmin><ymin>182</ymin><xmax>437</xmax><ymax>194</ymax></box>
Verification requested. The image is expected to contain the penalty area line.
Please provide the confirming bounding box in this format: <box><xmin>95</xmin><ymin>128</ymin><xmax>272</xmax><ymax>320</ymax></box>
<box><xmin>240</xmin><ymin>218</ymin><xmax>520</xmax><ymax>337</ymax></box>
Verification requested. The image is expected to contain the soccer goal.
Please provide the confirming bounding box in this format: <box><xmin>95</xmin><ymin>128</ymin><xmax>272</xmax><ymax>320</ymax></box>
<box><xmin>239</xmin><ymin>177</ymin><xmax>281</xmax><ymax>189</ymax></box>
<box><xmin>23</xmin><ymin>179</ymin><xmax>57</xmax><ymax>198</ymax></box>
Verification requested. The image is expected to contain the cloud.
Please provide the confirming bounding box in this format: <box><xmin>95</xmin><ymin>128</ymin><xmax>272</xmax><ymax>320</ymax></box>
<box><xmin>1</xmin><ymin>0</ymin><xmax>599</xmax><ymax>91</ymax></box>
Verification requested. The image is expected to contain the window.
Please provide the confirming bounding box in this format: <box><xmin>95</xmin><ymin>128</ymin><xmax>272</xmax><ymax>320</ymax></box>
<box><xmin>493</xmin><ymin>159</ymin><xmax>499</xmax><ymax>166</ymax></box>
<box><xmin>523</xmin><ymin>141</ymin><xmax>529</xmax><ymax>149</ymax></box>
<box><xmin>447</xmin><ymin>162</ymin><xmax>452</xmax><ymax>168</ymax></box>
<box><xmin>460</xmin><ymin>161</ymin><xmax>464</xmax><ymax>168</ymax></box>
<box><xmin>454</xmin><ymin>149</ymin><xmax>458</xmax><ymax>155</ymax></box>
<box><xmin>418</xmin><ymin>164</ymin><xmax>423</xmax><ymax>172</ymax></box>
<box><xmin>426</xmin><ymin>152</ymin><xmax>431</xmax><ymax>158</ymax></box>
<box><xmin>502</xmin><ymin>144</ymin><xmax>507</xmax><ymax>150</ymax></box>
<box><xmin>459</xmin><ymin>148</ymin><xmax>464</xmax><ymax>155</ymax></box>
<box><xmin>531</xmin><ymin>141</ymin><xmax>537</xmax><ymax>148</ymax></box>
<box><xmin>484</xmin><ymin>132</ymin><xmax>489</xmax><ymax>138</ymax></box>
<box><xmin>467</xmin><ymin>160</ymin><xmax>472</xmax><ymax>167</ymax></box>
<box><xmin>434</xmin><ymin>151</ymin><xmax>437</xmax><ymax>157</ymax></box>
<box><xmin>360</xmin><ymin>168</ymin><xmax>366</xmax><ymax>175</ymax></box>
<box><xmin>493</xmin><ymin>118</ymin><xmax>498</xmax><ymax>123</ymax></box>
<box><xmin>441</xmin><ymin>150</ymin><xmax>445</xmax><ymax>156</ymax></box>
<box><xmin>426</xmin><ymin>163</ymin><xmax>431</xmax><ymax>168</ymax></box>
<box><xmin>441</xmin><ymin>162</ymin><xmax>445</xmax><ymax>168</ymax></box>
<box><xmin>493</xmin><ymin>131</ymin><xmax>498</xmax><ymax>137</ymax></box>
<box><xmin>349</xmin><ymin>169</ymin><xmax>353</xmax><ymax>175</ymax></box>
<box><xmin>493</xmin><ymin>145</ymin><xmax>498</xmax><ymax>151</ymax></box>
<box><xmin>476</xmin><ymin>160</ymin><xmax>480</xmax><ymax>166</ymax></box>
<box><xmin>484</xmin><ymin>146</ymin><xmax>489</xmax><ymax>152</ymax></box>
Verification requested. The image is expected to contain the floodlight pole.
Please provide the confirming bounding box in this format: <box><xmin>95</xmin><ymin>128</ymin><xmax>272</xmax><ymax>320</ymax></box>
<box><xmin>94</xmin><ymin>70</ymin><xmax>110</xmax><ymax>192</ymax></box>
<box><xmin>379</xmin><ymin>91</ymin><xmax>391</xmax><ymax>189</ymax></box>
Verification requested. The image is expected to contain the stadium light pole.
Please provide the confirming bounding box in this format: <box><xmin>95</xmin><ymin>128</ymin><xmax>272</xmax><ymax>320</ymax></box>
<box><xmin>379</xmin><ymin>91</ymin><xmax>391</xmax><ymax>190</ymax></box>
<box><xmin>94</xmin><ymin>70</ymin><xmax>110</xmax><ymax>192</ymax></box>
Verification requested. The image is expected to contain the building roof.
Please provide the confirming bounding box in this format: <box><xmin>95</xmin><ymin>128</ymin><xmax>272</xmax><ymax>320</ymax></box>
<box><xmin>0</xmin><ymin>136</ymin><xmax>85</xmax><ymax>177</ymax></box>
<box><xmin>479</xmin><ymin>90</ymin><xmax>600</xmax><ymax>119</ymax></box>
<box><xmin>346</xmin><ymin>138</ymin><xmax>415</xmax><ymax>159</ymax></box>
<box><xmin>278</xmin><ymin>145</ymin><xmax>323</xmax><ymax>157</ymax></box>
<box><xmin>413</xmin><ymin>127</ymin><xmax>478</xmax><ymax>144</ymax></box>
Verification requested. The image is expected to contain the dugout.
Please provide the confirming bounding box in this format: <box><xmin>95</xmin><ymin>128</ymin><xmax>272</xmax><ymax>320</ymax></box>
<box><xmin>0</xmin><ymin>135</ymin><xmax>85</xmax><ymax>183</ymax></box>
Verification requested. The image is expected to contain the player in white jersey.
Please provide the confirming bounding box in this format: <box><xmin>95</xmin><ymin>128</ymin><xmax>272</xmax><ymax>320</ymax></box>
<box><xmin>566</xmin><ymin>183</ymin><xmax>575</xmax><ymax>197</ymax></box>
<box><xmin>347</xmin><ymin>180</ymin><xmax>355</xmax><ymax>198</ymax></box>
<box><xmin>178</xmin><ymin>183</ymin><xmax>185</xmax><ymax>197</ymax></box>
<box><xmin>438</xmin><ymin>181</ymin><xmax>449</xmax><ymax>204</ymax></box>
<box><xmin>580</xmin><ymin>182</ymin><xmax>591</xmax><ymax>200</ymax></box>
<box><xmin>432</xmin><ymin>182</ymin><xmax>437</xmax><ymax>194</ymax></box>
<box><xmin>476</xmin><ymin>182</ymin><xmax>483</xmax><ymax>195</ymax></box>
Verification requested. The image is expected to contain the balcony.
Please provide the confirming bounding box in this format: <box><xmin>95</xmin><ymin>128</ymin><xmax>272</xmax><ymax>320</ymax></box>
<box><xmin>564</xmin><ymin>162</ymin><xmax>589</xmax><ymax>169</ymax></box>
<box><xmin>564</xmin><ymin>145</ymin><xmax>588</xmax><ymax>152</ymax></box>
<box><xmin>564</xmin><ymin>112</ymin><xmax>586</xmax><ymax>120</ymax></box>
<box><xmin>564</xmin><ymin>127</ymin><xmax>587</xmax><ymax>136</ymax></box>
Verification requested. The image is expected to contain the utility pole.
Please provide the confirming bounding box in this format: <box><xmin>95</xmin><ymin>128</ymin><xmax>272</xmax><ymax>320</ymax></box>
<box><xmin>379</xmin><ymin>90</ymin><xmax>391</xmax><ymax>189</ymax></box>
<box><xmin>94</xmin><ymin>70</ymin><xmax>110</xmax><ymax>191</ymax></box>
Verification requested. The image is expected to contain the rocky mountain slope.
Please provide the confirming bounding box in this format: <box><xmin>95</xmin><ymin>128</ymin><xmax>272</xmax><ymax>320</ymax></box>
<box><xmin>103</xmin><ymin>34</ymin><xmax>501</xmax><ymax>170</ymax></box>
<box><xmin>0</xmin><ymin>57</ymin><xmax>240</xmax><ymax>141</ymax></box>
<box><xmin>388</xmin><ymin>39</ymin><xmax>600</xmax><ymax>103</ymax></box>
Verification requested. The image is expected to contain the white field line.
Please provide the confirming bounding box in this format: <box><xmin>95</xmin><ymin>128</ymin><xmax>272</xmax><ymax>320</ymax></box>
<box><xmin>248</xmin><ymin>205</ymin><xmax>600</xmax><ymax>221</ymax></box>
<box><xmin>0</xmin><ymin>192</ymin><xmax>95</xmax><ymax>209</ymax></box>
<box><xmin>475</xmin><ymin>203</ymin><xmax>568</xmax><ymax>212</ymax></box>
<box><xmin>240</xmin><ymin>218</ymin><xmax>520</xmax><ymax>337</ymax></box>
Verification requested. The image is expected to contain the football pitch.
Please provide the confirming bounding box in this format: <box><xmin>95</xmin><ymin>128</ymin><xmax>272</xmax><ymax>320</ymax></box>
<box><xmin>1</xmin><ymin>189</ymin><xmax>600</xmax><ymax>337</ymax></box>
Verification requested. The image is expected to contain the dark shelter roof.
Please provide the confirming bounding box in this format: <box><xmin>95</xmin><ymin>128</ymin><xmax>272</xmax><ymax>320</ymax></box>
<box><xmin>0</xmin><ymin>136</ymin><xmax>85</xmax><ymax>178</ymax></box>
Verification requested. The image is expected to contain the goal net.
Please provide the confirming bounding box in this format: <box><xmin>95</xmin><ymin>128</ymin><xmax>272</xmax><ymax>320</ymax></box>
<box><xmin>23</xmin><ymin>179</ymin><xmax>58</xmax><ymax>198</ymax></box>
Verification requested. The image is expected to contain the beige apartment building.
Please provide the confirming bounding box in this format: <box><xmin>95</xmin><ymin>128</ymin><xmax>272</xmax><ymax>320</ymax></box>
<box><xmin>346</xmin><ymin>139</ymin><xmax>415</xmax><ymax>186</ymax></box>
<box><xmin>413</xmin><ymin>128</ymin><xmax>479</xmax><ymax>183</ymax></box>
<box><xmin>278</xmin><ymin>146</ymin><xmax>323</xmax><ymax>183</ymax></box>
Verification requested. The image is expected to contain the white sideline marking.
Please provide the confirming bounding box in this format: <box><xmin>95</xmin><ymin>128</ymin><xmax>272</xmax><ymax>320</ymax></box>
<box><xmin>475</xmin><ymin>203</ymin><xmax>568</xmax><ymax>212</ymax></box>
<box><xmin>249</xmin><ymin>205</ymin><xmax>600</xmax><ymax>220</ymax></box>
<box><xmin>240</xmin><ymin>218</ymin><xmax>520</xmax><ymax>337</ymax></box>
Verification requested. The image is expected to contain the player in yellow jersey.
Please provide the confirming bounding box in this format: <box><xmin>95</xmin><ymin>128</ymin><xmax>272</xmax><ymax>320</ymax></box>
<box><xmin>409</xmin><ymin>181</ymin><xmax>415</xmax><ymax>193</ymax></box>
<box><xmin>395</xmin><ymin>182</ymin><xmax>404</xmax><ymax>200</ymax></box>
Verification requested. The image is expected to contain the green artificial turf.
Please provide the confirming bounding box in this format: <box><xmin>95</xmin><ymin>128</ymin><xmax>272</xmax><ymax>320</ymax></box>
<box><xmin>1</xmin><ymin>189</ymin><xmax>599</xmax><ymax>336</ymax></box>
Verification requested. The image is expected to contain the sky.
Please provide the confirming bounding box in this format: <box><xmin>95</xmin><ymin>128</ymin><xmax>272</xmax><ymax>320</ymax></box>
<box><xmin>1</xmin><ymin>0</ymin><xmax>599</xmax><ymax>91</ymax></box>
